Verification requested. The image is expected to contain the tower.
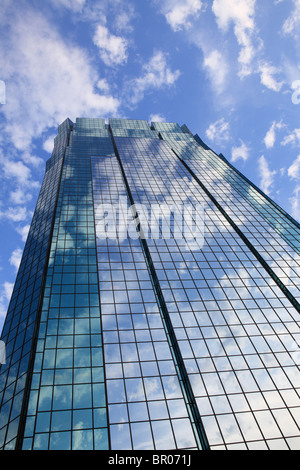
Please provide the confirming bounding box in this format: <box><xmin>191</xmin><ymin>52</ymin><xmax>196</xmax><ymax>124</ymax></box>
<box><xmin>0</xmin><ymin>117</ymin><xmax>300</xmax><ymax>450</ymax></box>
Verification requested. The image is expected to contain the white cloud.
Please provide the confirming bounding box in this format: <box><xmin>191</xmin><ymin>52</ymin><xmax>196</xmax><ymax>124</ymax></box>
<box><xmin>3</xmin><ymin>282</ymin><xmax>13</xmax><ymax>301</ymax></box>
<box><xmin>206</xmin><ymin>118</ymin><xmax>230</xmax><ymax>144</ymax></box>
<box><xmin>290</xmin><ymin>185</ymin><xmax>300</xmax><ymax>221</ymax></box>
<box><xmin>93</xmin><ymin>24</ymin><xmax>128</xmax><ymax>66</ymax></box>
<box><xmin>0</xmin><ymin>80</ymin><xmax>6</xmax><ymax>105</ymax></box>
<box><xmin>9</xmin><ymin>188</ymin><xmax>33</xmax><ymax>205</ymax></box>
<box><xmin>50</xmin><ymin>0</ymin><xmax>86</xmax><ymax>11</ymax></box>
<box><xmin>281</xmin><ymin>128</ymin><xmax>300</xmax><ymax>147</ymax></box>
<box><xmin>43</xmin><ymin>135</ymin><xmax>56</xmax><ymax>154</ymax></box>
<box><xmin>203</xmin><ymin>50</ymin><xmax>229</xmax><ymax>93</ymax></box>
<box><xmin>2</xmin><ymin>160</ymin><xmax>32</xmax><ymax>185</ymax></box>
<box><xmin>258</xmin><ymin>155</ymin><xmax>276</xmax><ymax>195</ymax></box>
<box><xmin>126</xmin><ymin>51</ymin><xmax>180</xmax><ymax>106</ymax></box>
<box><xmin>212</xmin><ymin>0</ymin><xmax>256</xmax><ymax>33</ymax></box>
<box><xmin>9</xmin><ymin>248</ymin><xmax>23</xmax><ymax>272</ymax></box>
<box><xmin>21</xmin><ymin>151</ymin><xmax>44</xmax><ymax>168</ymax></box>
<box><xmin>0</xmin><ymin>143</ymin><xmax>41</xmax><ymax>232</ymax></box>
<box><xmin>280</xmin><ymin>167</ymin><xmax>286</xmax><ymax>177</ymax></box>
<box><xmin>0</xmin><ymin>5</ymin><xmax>120</xmax><ymax>151</ymax></box>
<box><xmin>264</xmin><ymin>122</ymin><xmax>276</xmax><ymax>149</ymax></box>
<box><xmin>160</xmin><ymin>0</ymin><xmax>203</xmax><ymax>31</ymax></box>
<box><xmin>149</xmin><ymin>114</ymin><xmax>166</xmax><ymax>123</ymax></box>
<box><xmin>0</xmin><ymin>282</ymin><xmax>14</xmax><ymax>320</ymax></box>
<box><xmin>258</xmin><ymin>62</ymin><xmax>283</xmax><ymax>92</ymax></box>
<box><xmin>96</xmin><ymin>79</ymin><xmax>110</xmax><ymax>93</ymax></box>
<box><xmin>282</xmin><ymin>0</ymin><xmax>300</xmax><ymax>36</ymax></box>
<box><xmin>0</xmin><ymin>206</ymin><xmax>28</xmax><ymax>223</ymax></box>
<box><xmin>50</xmin><ymin>0</ymin><xmax>136</xmax><ymax>32</ymax></box>
<box><xmin>114</xmin><ymin>5</ymin><xmax>136</xmax><ymax>33</ymax></box>
<box><xmin>0</xmin><ymin>154</ymin><xmax>40</xmax><ymax>205</ymax></box>
<box><xmin>212</xmin><ymin>0</ymin><xmax>257</xmax><ymax>77</ymax></box>
<box><xmin>16</xmin><ymin>224</ymin><xmax>30</xmax><ymax>242</ymax></box>
<box><xmin>263</xmin><ymin>121</ymin><xmax>284</xmax><ymax>149</ymax></box>
<box><xmin>287</xmin><ymin>155</ymin><xmax>300</xmax><ymax>180</ymax></box>
<box><xmin>231</xmin><ymin>139</ymin><xmax>250</xmax><ymax>162</ymax></box>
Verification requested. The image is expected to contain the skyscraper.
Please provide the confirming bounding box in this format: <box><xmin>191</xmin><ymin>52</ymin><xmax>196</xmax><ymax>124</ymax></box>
<box><xmin>0</xmin><ymin>117</ymin><xmax>300</xmax><ymax>451</ymax></box>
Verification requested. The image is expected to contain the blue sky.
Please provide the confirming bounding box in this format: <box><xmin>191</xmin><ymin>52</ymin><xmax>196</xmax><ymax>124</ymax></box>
<box><xmin>0</xmin><ymin>0</ymin><xmax>300</xmax><ymax>331</ymax></box>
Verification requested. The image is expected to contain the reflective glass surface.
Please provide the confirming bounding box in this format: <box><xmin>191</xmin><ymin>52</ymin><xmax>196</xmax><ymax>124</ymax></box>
<box><xmin>114</xmin><ymin>130</ymin><xmax>300</xmax><ymax>450</ymax></box>
<box><xmin>21</xmin><ymin>119</ymin><xmax>109</xmax><ymax>450</ymax></box>
<box><xmin>1</xmin><ymin>118</ymin><xmax>299</xmax><ymax>451</ymax></box>
<box><xmin>91</xmin><ymin>139</ymin><xmax>199</xmax><ymax>450</ymax></box>
<box><xmin>0</xmin><ymin>119</ymin><xmax>72</xmax><ymax>449</ymax></box>
<box><xmin>164</xmin><ymin>137</ymin><xmax>300</xmax><ymax>303</ymax></box>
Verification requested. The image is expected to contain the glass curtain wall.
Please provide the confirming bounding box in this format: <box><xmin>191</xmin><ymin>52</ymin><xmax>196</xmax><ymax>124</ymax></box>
<box><xmin>20</xmin><ymin>119</ymin><xmax>109</xmax><ymax>450</ymax></box>
<box><xmin>113</xmin><ymin>123</ymin><xmax>300</xmax><ymax>450</ymax></box>
<box><xmin>1</xmin><ymin>117</ymin><xmax>300</xmax><ymax>451</ymax></box>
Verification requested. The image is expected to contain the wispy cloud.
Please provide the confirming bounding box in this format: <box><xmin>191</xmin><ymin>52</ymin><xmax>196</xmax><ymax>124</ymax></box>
<box><xmin>289</xmin><ymin>185</ymin><xmax>300</xmax><ymax>221</ymax></box>
<box><xmin>212</xmin><ymin>0</ymin><xmax>257</xmax><ymax>77</ymax></box>
<box><xmin>93</xmin><ymin>24</ymin><xmax>128</xmax><ymax>66</ymax></box>
<box><xmin>157</xmin><ymin>0</ymin><xmax>203</xmax><ymax>31</ymax></box>
<box><xmin>0</xmin><ymin>4</ymin><xmax>120</xmax><ymax>151</ymax></box>
<box><xmin>231</xmin><ymin>139</ymin><xmax>250</xmax><ymax>163</ymax></box>
<box><xmin>126</xmin><ymin>51</ymin><xmax>180</xmax><ymax>106</ymax></box>
<box><xmin>16</xmin><ymin>224</ymin><xmax>30</xmax><ymax>243</ymax></box>
<box><xmin>9</xmin><ymin>189</ymin><xmax>33</xmax><ymax>206</ymax></box>
<box><xmin>50</xmin><ymin>0</ymin><xmax>136</xmax><ymax>32</ymax></box>
<box><xmin>282</xmin><ymin>0</ymin><xmax>300</xmax><ymax>36</ymax></box>
<box><xmin>258</xmin><ymin>62</ymin><xmax>283</xmax><ymax>92</ymax></box>
<box><xmin>263</xmin><ymin>121</ymin><xmax>284</xmax><ymax>149</ymax></box>
<box><xmin>2</xmin><ymin>160</ymin><xmax>33</xmax><ymax>186</ymax></box>
<box><xmin>287</xmin><ymin>155</ymin><xmax>300</xmax><ymax>180</ymax></box>
<box><xmin>0</xmin><ymin>152</ymin><xmax>40</xmax><ymax>210</ymax></box>
<box><xmin>50</xmin><ymin>0</ymin><xmax>86</xmax><ymax>12</ymax></box>
<box><xmin>0</xmin><ymin>282</ymin><xmax>14</xmax><ymax>320</ymax></box>
<box><xmin>281</xmin><ymin>128</ymin><xmax>300</xmax><ymax>147</ymax></box>
<box><xmin>0</xmin><ymin>206</ymin><xmax>29</xmax><ymax>223</ymax></box>
<box><xmin>203</xmin><ymin>50</ymin><xmax>229</xmax><ymax>93</ymax></box>
<box><xmin>43</xmin><ymin>135</ymin><xmax>56</xmax><ymax>154</ymax></box>
<box><xmin>21</xmin><ymin>152</ymin><xmax>44</xmax><ymax>168</ymax></box>
<box><xmin>9</xmin><ymin>248</ymin><xmax>23</xmax><ymax>272</ymax></box>
<box><xmin>114</xmin><ymin>6</ymin><xmax>136</xmax><ymax>33</ymax></box>
<box><xmin>206</xmin><ymin>118</ymin><xmax>230</xmax><ymax>145</ymax></box>
<box><xmin>258</xmin><ymin>155</ymin><xmax>276</xmax><ymax>195</ymax></box>
<box><xmin>149</xmin><ymin>113</ymin><xmax>166</xmax><ymax>123</ymax></box>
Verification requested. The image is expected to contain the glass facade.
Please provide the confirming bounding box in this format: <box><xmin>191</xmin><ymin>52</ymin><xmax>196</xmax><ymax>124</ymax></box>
<box><xmin>0</xmin><ymin>117</ymin><xmax>300</xmax><ymax>450</ymax></box>
<box><xmin>0</xmin><ymin>119</ymin><xmax>72</xmax><ymax>450</ymax></box>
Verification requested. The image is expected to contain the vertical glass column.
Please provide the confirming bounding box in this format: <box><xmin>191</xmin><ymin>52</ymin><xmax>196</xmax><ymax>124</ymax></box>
<box><xmin>0</xmin><ymin>119</ymin><xmax>72</xmax><ymax>450</ymax></box>
<box><xmin>91</xmin><ymin>138</ymin><xmax>201</xmax><ymax>450</ymax></box>
<box><xmin>21</xmin><ymin>120</ymin><xmax>109</xmax><ymax>450</ymax></box>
